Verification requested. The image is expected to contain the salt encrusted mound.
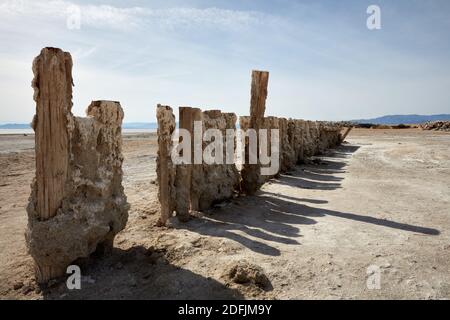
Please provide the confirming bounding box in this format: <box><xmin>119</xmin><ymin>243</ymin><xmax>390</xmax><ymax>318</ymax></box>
<box><xmin>225</xmin><ymin>261</ymin><xmax>271</xmax><ymax>289</ymax></box>
<box><xmin>27</xmin><ymin>101</ymin><xmax>129</xmax><ymax>282</ymax></box>
<box><xmin>194</xmin><ymin>110</ymin><xmax>240</xmax><ymax>210</ymax></box>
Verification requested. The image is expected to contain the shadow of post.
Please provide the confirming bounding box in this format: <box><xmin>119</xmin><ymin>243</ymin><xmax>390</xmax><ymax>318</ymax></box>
<box><xmin>176</xmin><ymin>143</ymin><xmax>439</xmax><ymax>256</ymax></box>
<box><xmin>41</xmin><ymin>246</ymin><xmax>244</xmax><ymax>300</ymax></box>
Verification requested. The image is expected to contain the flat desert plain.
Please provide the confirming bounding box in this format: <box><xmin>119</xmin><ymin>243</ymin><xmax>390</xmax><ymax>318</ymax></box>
<box><xmin>0</xmin><ymin>128</ymin><xmax>449</xmax><ymax>299</ymax></box>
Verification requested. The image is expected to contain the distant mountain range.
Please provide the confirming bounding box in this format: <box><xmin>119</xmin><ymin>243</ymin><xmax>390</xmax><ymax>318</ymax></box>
<box><xmin>0</xmin><ymin>123</ymin><xmax>31</xmax><ymax>129</ymax></box>
<box><xmin>1</xmin><ymin>115</ymin><xmax>450</xmax><ymax>129</ymax></box>
<box><xmin>351</xmin><ymin>114</ymin><xmax>450</xmax><ymax>125</ymax></box>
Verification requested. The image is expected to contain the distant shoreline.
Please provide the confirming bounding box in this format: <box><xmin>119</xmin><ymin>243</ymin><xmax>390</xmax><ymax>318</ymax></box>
<box><xmin>0</xmin><ymin>128</ymin><xmax>157</xmax><ymax>135</ymax></box>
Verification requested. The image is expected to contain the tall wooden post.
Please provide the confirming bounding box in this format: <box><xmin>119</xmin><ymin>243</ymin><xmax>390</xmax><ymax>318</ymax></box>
<box><xmin>241</xmin><ymin>70</ymin><xmax>269</xmax><ymax>195</ymax></box>
<box><xmin>190</xmin><ymin>108</ymin><xmax>203</xmax><ymax>211</ymax></box>
<box><xmin>175</xmin><ymin>107</ymin><xmax>194</xmax><ymax>222</ymax></box>
<box><xmin>32</xmin><ymin>47</ymin><xmax>73</xmax><ymax>221</ymax></box>
<box><xmin>31</xmin><ymin>47</ymin><xmax>73</xmax><ymax>282</ymax></box>
<box><xmin>156</xmin><ymin>105</ymin><xmax>176</xmax><ymax>225</ymax></box>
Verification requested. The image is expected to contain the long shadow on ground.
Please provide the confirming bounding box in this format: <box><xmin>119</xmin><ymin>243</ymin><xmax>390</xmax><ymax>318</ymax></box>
<box><xmin>177</xmin><ymin>144</ymin><xmax>439</xmax><ymax>256</ymax></box>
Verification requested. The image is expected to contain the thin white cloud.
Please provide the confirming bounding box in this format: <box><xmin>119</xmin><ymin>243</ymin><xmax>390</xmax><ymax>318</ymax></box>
<box><xmin>0</xmin><ymin>0</ymin><xmax>271</xmax><ymax>31</ymax></box>
<box><xmin>71</xmin><ymin>46</ymin><xmax>97</xmax><ymax>60</ymax></box>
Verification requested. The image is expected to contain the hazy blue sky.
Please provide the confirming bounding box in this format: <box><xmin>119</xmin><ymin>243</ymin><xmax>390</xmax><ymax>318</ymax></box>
<box><xmin>0</xmin><ymin>0</ymin><xmax>449</xmax><ymax>123</ymax></box>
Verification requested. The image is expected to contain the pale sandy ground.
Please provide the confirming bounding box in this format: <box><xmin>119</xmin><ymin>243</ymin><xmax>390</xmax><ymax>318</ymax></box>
<box><xmin>0</xmin><ymin>128</ymin><xmax>449</xmax><ymax>299</ymax></box>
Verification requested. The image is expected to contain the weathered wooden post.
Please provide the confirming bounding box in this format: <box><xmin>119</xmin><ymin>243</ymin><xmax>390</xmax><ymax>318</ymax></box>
<box><xmin>33</xmin><ymin>47</ymin><xmax>72</xmax><ymax>221</ymax></box>
<box><xmin>260</xmin><ymin>116</ymin><xmax>280</xmax><ymax>182</ymax></box>
<box><xmin>190</xmin><ymin>108</ymin><xmax>203</xmax><ymax>212</ymax></box>
<box><xmin>293</xmin><ymin>119</ymin><xmax>305</xmax><ymax>164</ymax></box>
<box><xmin>29</xmin><ymin>47</ymin><xmax>72</xmax><ymax>281</ymax></box>
<box><xmin>175</xmin><ymin>107</ymin><xmax>195</xmax><ymax>222</ymax></box>
<box><xmin>241</xmin><ymin>70</ymin><xmax>269</xmax><ymax>195</ymax></box>
<box><xmin>156</xmin><ymin>105</ymin><xmax>176</xmax><ymax>225</ymax></box>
